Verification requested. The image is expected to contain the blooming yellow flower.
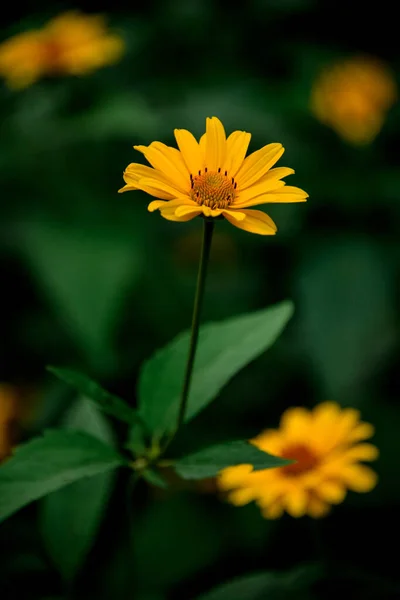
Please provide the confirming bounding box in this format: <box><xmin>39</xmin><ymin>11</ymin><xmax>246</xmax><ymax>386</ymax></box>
<box><xmin>119</xmin><ymin>117</ymin><xmax>308</xmax><ymax>235</ymax></box>
<box><xmin>0</xmin><ymin>12</ymin><xmax>124</xmax><ymax>89</ymax></box>
<box><xmin>311</xmin><ymin>56</ymin><xmax>397</xmax><ymax>145</ymax></box>
<box><xmin>218</xmin><ymin>402</ymin><xmax>378</xmax><ymax>518</ymax></box>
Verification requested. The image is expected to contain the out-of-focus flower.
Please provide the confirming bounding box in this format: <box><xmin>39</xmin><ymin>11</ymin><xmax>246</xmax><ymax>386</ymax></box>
<box><xmin>119</xmin><ymin>116</ymin><xmax>308</xmax><ymax>236</ymax></box>
<box><xmin>0</xmin><ymin>11</ymin><xmax>124</xmax><ymax>89</ymax></box>
<box><xmin>311</xmin><ymin>56</ymin><xmax>397</xmax><ymax>145</ymax></box>
<box><xmin>0</xmin><ymin>30</ymin><xmax>47</xmax><ymax>89</ymax></box>
<box><xmin>218</xmin><ymin>402</ymin><xmax>378</xmax><ymax>518</ymax></box>
<box><xmin>0</xmin><ymin>384</ymin><xmax>20</xmax><ymax>461</ymax></box>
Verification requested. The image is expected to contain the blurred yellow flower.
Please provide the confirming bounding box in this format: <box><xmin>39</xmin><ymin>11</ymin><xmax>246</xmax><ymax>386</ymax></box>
<box><xmin>0</xmin><ymin>384</ymin><xmax>20</xmax><ymax>461</ymax></box>
<box><xmin>218</xmin><ymin>402</ymin><xmax>378</xmax><ymax>518</ymax></box>
<box><xmin>0</xmin><ymin>11</ymin><xmax>124</xmax><ymax>89</ymax></box>
<box><xmin>119</xmin><ymin>116</ymin><xmax>308</xmax><ymax>236</ymax></box>
<box><xmin>311</xmin><ymin>56</ymin><xmax>397</xmax><ymax>145</ymax></box>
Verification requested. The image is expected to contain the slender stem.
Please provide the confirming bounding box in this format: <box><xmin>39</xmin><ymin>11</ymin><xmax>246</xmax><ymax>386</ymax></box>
<box><xmin>176</xmin><ymin>219</ymin><xmax>214</xmax><ymax>431</ymax></box>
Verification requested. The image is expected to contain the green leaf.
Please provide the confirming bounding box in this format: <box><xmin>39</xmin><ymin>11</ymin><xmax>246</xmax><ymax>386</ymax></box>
<box><xmin>40</xmin><ymin>397</ymin><xmax>118</xmax><ymax>581</ymax></box>
<box><xmin>197</xmin><ymin>563</ymin><xmax>321</xmax><ymax>600</ymax></box>
<box><xmin>138</xmin><ymin>301</ymin><xmax>294</xmax><ymax>437</ymax></box>
<box><xmin>174</xmin><ymin>440</ymin><xmax>290</xmax><ymax>480</ymax></box>
<box><xmin>19</xmin><ymin>221</ymin><xmax>140</xmax><ymax>371</ymax></box>
<box><xmin>142</xmin><ymin>469</ymin><xmax>169</xmax><ymax>489</ymax></box>
<box><xmin>48</xmin><ymin>367</ymin><xmax>143</xmax><ymax>428</ymax></box>
<box><xmin>0</xmin><ymin>430</ymin><xmax>126</xmax><ymax>523</ymax></box>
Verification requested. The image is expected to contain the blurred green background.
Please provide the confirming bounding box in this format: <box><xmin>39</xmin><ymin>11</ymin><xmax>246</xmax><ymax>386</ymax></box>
<box><xmin>1</xmin><ymin>1</ymin><xmax>400</xmax><ymax>599</ymax></box>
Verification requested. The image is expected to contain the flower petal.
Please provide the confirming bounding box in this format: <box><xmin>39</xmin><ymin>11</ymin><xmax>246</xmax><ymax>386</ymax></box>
<box><xmin>342</xmin><ymin>443</ymin><xmax>379</xmax><ymax>462</ymax></box>
<box><xmin>236</xmin><ymin>143</ymin><xmax>284</xmax><ymax>189</ymax></box>
<box><xmin>175</xmin><ymin>205</ymin><xmax>203</xmax><ymax>218</ymax></box>
<box><xmin>205</xmin><ymin>116</ymin><xmax>226</xmax><ymax>171</ymax></box>
<box><xmin>221</xmin><ymin>209</ymin><xmax>246</xmax><ymax>221</ymax></box>
<box><xmin>223</xmin><ymin>209</ymin><xmax>277</xmax><ymax>235</ymax></box>
<box><xmin>341</xmin><ymin>464</ymin><xmax>378</xmax><ymax>492</ymax></box>
<box><xmin>318</xmin><ymin>481</ymin><xmax>347</xmax><ymax>504</ymax></box>
<box><xmin>222</xmin><ymin>130</ymin><xmax>252</xmax><ymax>178</ymax></box>
<box><xmin>228</xmin><ymin>488</ymin><xmax>256</xmax><ymax>506</ymax></box>
<box><xmin>307</xmin><ymin>496</ymin><xmax>331</xmax><ymax>518</ymax></box>
<box><xmin>134</xmin><ymin>142</ymin><xmax>189</xmax><ymax>191</ymax></box>
<box><xmin>148</xmin><ymin>200</ymin><xmax>166</xmax><ymax>211</ymax></box>
<box><xmin>234</xmin><ymin>186</ymin><xmax>308</xmax><ymax>208</ymax></box>
<box><xmin>136</xmin><ymin>177</ymin><xmax>189</xmax><ymax>200</ymax></box>
<box><xmin>174</xmin><ymin>128</ymin><xmax>204</xmax><ymax>175</ymax></box>
<box><xmin>284</xmin><ymin>487</ymin><xmax>308</xmax><ymax>517</ymax></box>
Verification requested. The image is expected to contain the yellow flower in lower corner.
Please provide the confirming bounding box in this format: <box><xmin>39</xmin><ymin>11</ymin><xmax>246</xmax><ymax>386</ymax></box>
<box><xmin>218</xmin><ymin>402</ymin><xmax>378</xmax><ymax>519</ymax></box>
<box><xmin>119</xmin><ymin>117</ymin><xmax>308</xmax><ymax>235</ymax></box>
<box><xmin>311</xmin><ymin>56</ymin><xmax>397</xmax><ymax>145</ymax></box>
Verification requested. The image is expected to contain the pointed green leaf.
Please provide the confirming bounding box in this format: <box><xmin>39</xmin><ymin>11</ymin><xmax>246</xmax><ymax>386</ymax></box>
<box><xmin>174</xmin><ymin>440</ymin><xmax>291</xmax><ymax>480</ymax></box>
<box><xmin>142</xmin><ymin>469</ymin><xmax>169</xmax><ymax>489</ymax></box>
<box><xmin>48</xmin><ymin>367</ymin><xmax>143</xmax><ymax>428</ymax></box>
<box><xmin>40</xmin><ymin>398</ymin><xmax>118</xmax><ymax>581</ymax></box>
<box><xmin>197</xmin><ymin>564</ymin><xmax>321</xmax><ymax>599</ymax></box>
<box><xmin>139</xmin><ymin>301</ymin><xmax>294</xmax><ymax>437</ymax></box>
<box><xmin>0</xmin><ymin>430</ymin><xmax>126</xmax><ymax>523</ymax></box>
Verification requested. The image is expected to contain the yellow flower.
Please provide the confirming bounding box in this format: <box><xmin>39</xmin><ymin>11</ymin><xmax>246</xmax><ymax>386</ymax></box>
<box><xmin>0</xmin><ymin>30</ymin><xmax>48</xmax><ymax>89</ymax></box>
<box><xmin>218</xmin><ymin>402</ymin><xmax>378</xmax><ymax>518</ymax></box>
<box><xmin>42</xmin><ymin>11</ymin><xmax>124</xmax><ymax>76</ymax></box>
<box><xmin>119</xmin><ymin>117</ymin><xmax>308</xmax><ymax>235</ymax></box>
<box><xmin>311</xmin><ymin>56</ymin><xmax>397</xmax><ymax>145</ymax></box>
<box><xmin>0</xmin><ymin>11</ymin><xmax>124</xmax><ymax>89</ymax></box>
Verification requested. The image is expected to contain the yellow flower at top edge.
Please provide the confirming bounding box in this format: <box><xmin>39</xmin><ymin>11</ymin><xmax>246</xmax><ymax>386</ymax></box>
<box><xmin>218</xmin><ymin>402</ymin><xmax>378</xmax><ymax>518</ymax></box>
<box><xmin>42</xmin><ymin>12</ymin><xmax>124</xmax><ymax>76</ymax></box>
<box><xmin>311</xmin><ymin>56</ymin><xmax>397</xmax><ymax>145</ymax></box>
<box><xmin>0</xmin><ymin>11</ymin><xmax>124</xmax><ymax>89</ymax></box>
<box><xmin>119</xmin><ymin>117</ymin><xmax>308</xmax><ymax>236</ymax></box>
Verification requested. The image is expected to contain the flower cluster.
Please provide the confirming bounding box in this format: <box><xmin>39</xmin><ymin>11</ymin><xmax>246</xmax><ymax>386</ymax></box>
<box><xmin>0</xmin><ymin>11</ymin><xmax>124</xmax><ymax>89</ymax></box>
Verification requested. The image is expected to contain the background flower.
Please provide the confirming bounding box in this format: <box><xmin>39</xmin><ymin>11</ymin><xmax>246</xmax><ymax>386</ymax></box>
<box><xmin>218</xmin><ymin>402</ymin><xmax>378</xmax><ymax>518</ymax></box>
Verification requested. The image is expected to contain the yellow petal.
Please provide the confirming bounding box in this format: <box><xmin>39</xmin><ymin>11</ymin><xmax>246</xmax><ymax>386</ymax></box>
<box><xmin>199</xmin><ymin>133</ymin><xmax>207</xmax><ymax>159</ymax></box>
<box><xmin>148</xmin><ymin>200</ymin><xmax>166</xmax><ymax>212</ymax></box>
<box><xmin>134</xmin><ymin>142</ymin><xmax>189</xmax><ymax>191</ymax></box>
<box><xmin>348</xmin><ymin>422</ymin><xmax>375</xmax><ymax>443</ymax></box>
<box><xmin>236</xmin><ymin>143</ymin><xmax>284</xmax><ymax>189</ymax></box>
<box><xmin>228</xmin><ymin>488</ymin><xmax>256</xmax><ymax>506</ymax></box>
<box><xmin>342</xmin><ymin>443</ymin><xmax>379</xmax><ymax>462</ymax></box>
<box><xmin>279</xmin><ymin>407</ymin><xmax>312</xmax><ymax>439</ymax></box>
<box><xmin>118</xmin><ymin>184</ymin><xmax>138</xmax><ymax>193</ymax></box>
<box><xmin>307</xmin><ymin>496</ymin><xmax>331</xmax><ymax>518</ymax></box>
<box><xmin>201</xmin><ymin>206</ymin><xmax>223</xmax><ymax>218</ymax></box>
<box><xmin>221</xmin><ymin>209</ymin><xmax>246</xmax><ymax>221</ymax></box>
<box><xmin>222</xmin><ymin>130</ymin><xmax>252</xmax><ymax>177</ymax></box>
<box><xmin>123</xmin><ymin>163</ymin><xmax>172</xmax><ymax>186</ymax></box>
<box><xmin>318</xmin><ymin>481</ymin><xmax>347</xmax><ymax>504</ymax></box>
<box><xmin>284</xmin><ymin>487</ymin><xmax>308</xmax><ymax>517</ymax></box>
<box><xmin>137</xmin><ymin>177</ymin><xmax>189</xmax><ymax>200</ymax></box>
<box><xmin>218</xmin><ymin>465</ymin><xmax>253</xmax><ymax>490</ymax></box>
<box><xmin>174</xmin><ymin>129</ymin><xmax>204</xmax><ymax>175</ymax></box>
<box><xmin>175</xmin><ymin>205</ymin><xmax>203</xmax><ymax>218</ymax></box>
<box><xmin>235</xmin><ymin>179</ymin><xmax>286</xmax><ymax>204</ymax></box>
<box><xmin>260</xmin><ymin>499</ymin><xmax>284</xmax><ymax>519</ymax></box>
<box><xmin>342</xmin><ymin>464</ymin><xmax>378</xmax><ymax>492</ymax></box>
<box><xmin>205</xmin><ymin>116</ymin><xmax>226</xmax><ymax>171</ymax></box>
<box><xmin>223</xmin><ymin>209</ymin><xmax>277</xmax><ymax>236</ymax></box>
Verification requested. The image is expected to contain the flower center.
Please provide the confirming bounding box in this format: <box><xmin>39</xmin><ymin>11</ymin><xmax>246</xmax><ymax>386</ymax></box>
<box><xmin>280</xmin><ymin>444</ymin><xmax>320</xmax><ymax>477</ymax></box>
<box><xmin>190</xmin><ymin>168</ymin><xmax>236</xmax><ymax>209</ymax></box>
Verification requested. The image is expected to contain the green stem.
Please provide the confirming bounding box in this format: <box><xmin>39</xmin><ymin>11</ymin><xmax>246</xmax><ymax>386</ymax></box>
<box><xmin>176</xmin><ymin>218</ymin><xmax>214</xmax><ymax>431</ymax></box>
